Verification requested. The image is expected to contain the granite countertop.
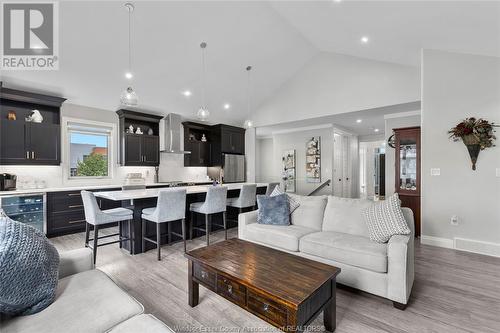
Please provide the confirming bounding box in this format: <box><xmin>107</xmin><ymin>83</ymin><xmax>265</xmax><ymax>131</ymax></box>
<box><xmin>94</xmin><ymin>183</ymin><xmax>269</xmax><ymax>201</ymax></box>
<box><xmin>0</xmin><ymin>182</ymin><xmax>213</xmax><ymax>196</ymax></box>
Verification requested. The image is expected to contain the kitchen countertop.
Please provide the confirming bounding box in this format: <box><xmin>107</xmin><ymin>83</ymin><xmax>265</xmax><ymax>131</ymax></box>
<box><xmin>0</xmin><ymin>182</ymin><xmax>214</xmax><ymax>196</ymax></box>
<box><xmin>94</xmin><ymin>183</ymin><xmax>269</xmax><ymax>201</ymax></box>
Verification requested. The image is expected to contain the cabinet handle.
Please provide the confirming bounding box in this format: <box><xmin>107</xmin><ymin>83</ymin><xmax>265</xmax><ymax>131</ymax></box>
<box><xmin>26</xmin><ymin>151</ymin><xmax>30</xmax><ymax>159</ymax></box>
<box><xmin>67</xmin><ymin>193</ymin><xmax>80</xmax><ymax>197</ymax></box>
<box><xmin>68</xmin><ymin>219</ymin><xmax>85</xmax><ymax>224</ymax></box>
<box><xmin>31</xmin><ymin>151</ymin><xmax>35</xmax><ymax>159</ymax></box>
<box><xmin>68</xmin><ymin>205</ymin><xmax>83</xmax><ymax>208</ymax></box>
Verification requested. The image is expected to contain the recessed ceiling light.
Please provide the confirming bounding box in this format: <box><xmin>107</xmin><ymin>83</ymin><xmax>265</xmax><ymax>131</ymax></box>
<box><xmin>333</xmin><ymin>0</ymin><xmax>342</xmax><ymax>2</ymax></box>
<box><xmin>374</xmin><ymin>128</ymin><xmax>380</xmax><ymax>132</ymax></box>
<box><xmin>223</xmin><ymin>103</ymin><xmax>231</xmax><ymax>110</ymax></box>
<box><xmin>356</xmin><ymin>119</ymin><xmax>362</xmax><ymax>123</ymax></box>
<box><xmin>125</xmin><ymin>72</ymin><xmax>133</xmax><ymax>79</ymax></box>
<box><xmin>182</xmin><ymin>90</ymin><xmax>192</xmax><ymax>97</ymax></box>
<box><xmin>361</xmin><ymin>36</ymin><xmax>369</xmax><ymax>44</ymax></box>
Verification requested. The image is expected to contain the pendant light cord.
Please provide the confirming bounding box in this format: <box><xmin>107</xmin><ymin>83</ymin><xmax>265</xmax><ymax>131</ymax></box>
<box><xmin>246</xmin><ymin>66</ymin><xmax>252</xmax><ymax>117</ymax></box>
<box><xmin>128</xmin><ymin>6</ymin><xmax>132</xmax><ymax>74</ymax></box>
<box><xmin>201</xmin><ymin>43</ymin><xmax>207</xmax><ymax>108</ymax></box>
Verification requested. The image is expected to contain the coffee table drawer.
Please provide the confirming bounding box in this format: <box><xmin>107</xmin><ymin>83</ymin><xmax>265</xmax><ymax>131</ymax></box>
<box><xmin>193</xmin><ymin>263</ymin><xmax>216</xmax><ymax>289</ymax></box>
<box><xmin>247</xmin><ymin>290</ymin><xmax>288</xmax><ymax>328</ymax></box>
<box><xmin>217</xmin><ymin>275</ymin><xmax>246</xmax><ymax>307</ymax></box>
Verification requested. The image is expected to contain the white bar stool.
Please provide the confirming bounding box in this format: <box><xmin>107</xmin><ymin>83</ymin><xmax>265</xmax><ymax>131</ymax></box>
<box><xmin>141</xmin><ymin>188</ymin><xmax>187</xmax><ymax>260</ymax></box>
<box><xmin>189</xmin><ymin>186</ymin><xmax>228</xmax><ymax>247</ymax></box>
<box><xmin>227</xmin><ymin>183</ymin><xmax>257</xmax><ymax>213</ymax></box>
<box><xmin>81</xmin><ymin>190</ymin><xmax>134</xmax><ymax>264</ymax></box>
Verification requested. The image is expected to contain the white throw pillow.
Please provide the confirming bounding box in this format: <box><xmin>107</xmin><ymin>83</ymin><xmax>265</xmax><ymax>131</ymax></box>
<box><xmin>270</xmin><ymin>186</ymin><xmax>300</xmax><ymax>214</ymax></box>
<box><xmin>363</xmin><ymin>194</ymin><xmax>411</xmax><ymax>243</ymax></box>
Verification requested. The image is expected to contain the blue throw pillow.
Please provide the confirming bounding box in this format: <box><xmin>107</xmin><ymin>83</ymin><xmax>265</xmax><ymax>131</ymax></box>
<box><xmin>0</xmin><ymin>213</ymin><xmax>60</xmax><ymax>316</ymax></box>
<box><xmin>257</xmin><ymin>194</ymin><xmax>290</xmax><ymax>225</ymax></box>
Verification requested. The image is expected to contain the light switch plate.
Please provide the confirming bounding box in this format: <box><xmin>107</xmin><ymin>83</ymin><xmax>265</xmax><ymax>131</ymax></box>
<box><xmin>496</xmin><ymin>168</ymin><xmax>500</xmax><ymax>177</ymax></box>
<box><xmin>431</xmin><ymin>168</ymin><xmax>441</xmax><ymax>176</ymax></box>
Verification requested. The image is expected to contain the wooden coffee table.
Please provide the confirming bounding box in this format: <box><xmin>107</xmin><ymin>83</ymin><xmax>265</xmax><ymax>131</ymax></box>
<box><xmin>185</xmin><ymin>239</ymin><xmax>341</xmax><ymax>332</ymax></box>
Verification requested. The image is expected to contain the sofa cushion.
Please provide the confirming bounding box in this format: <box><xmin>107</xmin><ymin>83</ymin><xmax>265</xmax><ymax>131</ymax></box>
<box><xmin>287</xmin><ymin>194</ymin><xmax>327</xmax><ymax>231</ymax></box>
<box><xmin>256</xmin><ymin>194</ymin><xmax>290</xmax><ymax>225</ymax></box>
<box><xmin>244</xmin><ymin>223</ymin><xmax>316</xmax><ymax>252</ymax></box>
<box><xmin>270</xmin><ymin>186</ymin><xmax>300</xmax><ymax>213</ymax></box>
<box><xmin>108</xmin><ymin>314</ymin><xmax>175</xmax><ymax>333</ymax></box>
<box><xmin>0</xmin><ymin>270</ymin><xmax>144</xmax><ymax>333</ymax></box>
<box><xmin>321</xmin><ymin>196</ymin><xmax>373</xmax><ymax>237</ymax></box>
<box><xmin>299</xmin><ymin>231</ymin><xmax>388</xmax><ymax>273</ymax></box>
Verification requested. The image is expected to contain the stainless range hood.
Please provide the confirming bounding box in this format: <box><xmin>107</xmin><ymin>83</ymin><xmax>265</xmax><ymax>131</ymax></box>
<box><xmin>160</xmin><ymin>113</ymin><xmax>191</xmax><ymax>154</ymax></box>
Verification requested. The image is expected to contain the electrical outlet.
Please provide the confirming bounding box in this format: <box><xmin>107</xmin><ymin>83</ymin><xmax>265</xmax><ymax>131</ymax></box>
<box><xmin>450</xmin><ymin>215</ymin><xmax>459</xmax><ymax>226</ymax></box>
<box><xmin>431</xmin><ymin>168</ymin><xmax>441</xmax><ymax>176</ymax></box>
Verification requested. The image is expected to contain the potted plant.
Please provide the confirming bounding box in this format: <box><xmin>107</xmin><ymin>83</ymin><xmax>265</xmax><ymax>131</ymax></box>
<box><xmin>448</xmin><ymin>117</ymin><xmax>498</xmax><ymax>170</ymax></box>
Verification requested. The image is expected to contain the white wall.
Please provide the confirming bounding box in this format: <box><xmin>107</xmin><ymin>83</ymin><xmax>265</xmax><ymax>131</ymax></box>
<box><xmin>251</xmin><ymin>52</ymin><xmax>420</xmax><ymax>127</ymax></box>
<box><xmin>422</xmin><ymin>50</ymin><xmax>500</xmax><ymax>255</ymax></box>
<box><xmin>0</xmin><ymin>103</ymin><xmax>208</xmax><ymax>187</ymax></box>
<box><xmin>384</xmin><ymin>113</ymin><xmax>421</xmax><ymax>196</ymax></box>
<box><xmin>269</xmin><ymin>127</ymin><xmax>334</xmax><ymax>196</ymax></box>
<box><xmin>256</xmin><ymin>138</ymin><xmax>275</xmax><ymax>183</ymax></box>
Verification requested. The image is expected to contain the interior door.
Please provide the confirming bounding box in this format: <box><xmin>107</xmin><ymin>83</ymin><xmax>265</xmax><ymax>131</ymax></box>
<box><xmin>29</xmin><ymin>123</ymin><xmax>60</xmax><ymax>164</ymax></box>
<box><xmin>0</xmin><ymin>121</ymin><xmax>29</xmax><ymax>164</ymax></box>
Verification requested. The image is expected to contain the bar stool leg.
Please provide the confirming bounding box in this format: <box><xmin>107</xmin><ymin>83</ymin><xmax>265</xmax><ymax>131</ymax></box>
<box><xmin>223</xmin><ymin>212</ymin><xmax>227</xmax><ymax>240</ymax></box>
<box><xmin>85</xmin><ymin>222</ymin><xmax>90</xmax><ymax>247</ymax></box>
<box><xmin>181</xmin><ymin>218</ymin><xmax>186</xmax><ymax>253</ymax></box>
<box><xmin>167</xmin><ymin>222</ymin><xmax>172</xmax><ymax>244</ymax></box>
<box><xmin>93</xmin><ymin>225</ymin><xmax>99</xmax><ymax>264</ymax></box>
<box><xmin>119</xmin><ymin>221</ymin><xmax>123</xmax><ymax>249</ymax></box>
<box><xmin>128</xmin><ymin>219</ymin><xmax>133</xmax><ymax>254</ymax></box>
<box><xmin>156</xmin><ymin>222</ymin><xmax>161</xmax><ymax>261</ymax></box>
<box><xmin>190</xmin><ymin>211</ymin><xmax>194</xmax><ymax>240</ymax></box>
<box><xmin>205</xmin><ymin>214</ymin><xmax>210</xmax><ymax>246</ymax></box>
<box><xmin>141</xmin><ymin>218</ymin><xmax>146</xmax><ymax>254</ymax></box>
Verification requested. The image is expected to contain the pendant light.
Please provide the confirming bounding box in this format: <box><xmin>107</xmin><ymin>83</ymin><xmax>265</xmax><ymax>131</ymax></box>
<box><xmin>243</xmin><ymin>65</ymin><xmax>254</xmax><ymax>128</ymax></box>
<box><xmin>197</xmin><ymin>42</ymin><xmax>210</xmax><ymax>121</ymax></box>
<box><xmin>120</xmin><ymin>3</ymin><xmax>138</xmax><ymax>106</ymax></box>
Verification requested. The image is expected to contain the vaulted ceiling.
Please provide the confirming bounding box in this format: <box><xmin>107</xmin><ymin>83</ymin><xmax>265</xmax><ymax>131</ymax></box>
<box><xmin>1</xmin><ymin>1</ymin><xmax>498</xmax><ymax>126</ymax></box>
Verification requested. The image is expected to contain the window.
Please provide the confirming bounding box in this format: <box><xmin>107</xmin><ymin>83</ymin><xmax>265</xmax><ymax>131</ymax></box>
<box><xmin>67</xmin><ymin>123</ymin><xmax>112</xmax><ymax>178</ymax></box>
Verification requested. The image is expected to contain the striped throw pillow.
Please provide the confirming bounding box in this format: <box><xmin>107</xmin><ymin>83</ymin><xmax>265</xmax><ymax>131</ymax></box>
<box><xmin>363</xmin><ymin>194</ymin><xmax>411</xmax><ymax>243</ymax></box>
<box><xmin>270</xmin><ymin>186</ymin><xmax>300</xmax><ymax>214</ymax></box>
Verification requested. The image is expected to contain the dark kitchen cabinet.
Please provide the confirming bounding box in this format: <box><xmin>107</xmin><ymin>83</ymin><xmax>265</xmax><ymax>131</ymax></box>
<box><xmin>210</xmin><ymin>124</ymin><xmax>245</xmax><ymax>166</ymax></box>
<box><xmin>183</xmin><ymin>122</ymin><xmax>212</xmax><ymax>167</ymax></box>
<box><xmin>117</xmin><ymin>110</ymin><xmax>162</xmax><ymax>167</ymax></box>
<box><xmin>0</xmin><ymin>82</ymin><xmax>65</xmax><ymax>165</ymax></box>
<box><xmin>123</xmin><ymin>134</ymin><xmax>159</xmax><ymax>166</ymax></box>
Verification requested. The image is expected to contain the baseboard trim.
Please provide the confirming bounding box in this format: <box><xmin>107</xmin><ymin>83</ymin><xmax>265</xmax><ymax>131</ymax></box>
<box><xmin>420</xmin><ymin>236</ymin><xmax>454</xmax><ymax>249</ymax></box>
<box><xmin>420</xmin><ymin>235</ymin><xmax>500</xmax><ymax>258</ymax></box>
<box><xmin>454</xmin><ymin>238</ymin><xmax>500</xmax><ymax>258</ymax></box>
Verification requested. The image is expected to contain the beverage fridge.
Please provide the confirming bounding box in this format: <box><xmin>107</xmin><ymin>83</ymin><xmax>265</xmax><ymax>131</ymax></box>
<box><xmin>0</xmin><ymin>193</ymin><xmax>46</xmax><ymax>233</ymax></box>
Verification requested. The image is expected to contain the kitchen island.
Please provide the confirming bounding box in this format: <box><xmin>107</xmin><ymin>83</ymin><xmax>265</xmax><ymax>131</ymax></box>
<box><xmin>94</xmin><ymin>183</ymin><xmax>268</xmax><ymax>254</ymax></box>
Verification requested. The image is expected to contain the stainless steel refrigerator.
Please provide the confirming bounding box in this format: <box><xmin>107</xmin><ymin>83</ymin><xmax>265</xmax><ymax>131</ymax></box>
<box><xmin>223</xmin><ymin>154</ymin><xmax>245</xmax><ymax>183</ymax></box>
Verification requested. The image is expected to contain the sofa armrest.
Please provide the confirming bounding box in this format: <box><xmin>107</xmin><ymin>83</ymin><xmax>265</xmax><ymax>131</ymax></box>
<box><xmin>59</xmin><ymin>248</ymin><xmax>94</xmax><ymax>279</ymax></box>
<box><xmin>238</xmin><ymin>210</ymin><xmax>258</xmax><ymax>239</ymax></box>
<box><xmin>387</xmin><ymin>208</ymin><xmax>415</xmax><ymax>305</ymax></box>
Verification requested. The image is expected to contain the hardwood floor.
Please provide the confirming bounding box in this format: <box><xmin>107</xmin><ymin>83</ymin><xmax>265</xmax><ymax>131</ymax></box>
<box><xmin>51</xmin><ymin>228</ymin><xmax>500</xmax><ymax>333</ymax></box>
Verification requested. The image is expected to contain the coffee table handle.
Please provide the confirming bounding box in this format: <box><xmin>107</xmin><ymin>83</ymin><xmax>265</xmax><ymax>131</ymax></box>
<box><xmin>263</xmin><ymin>304</ymin><xmax>269</xmax><ymax>312</ymax></box>
<box><xmin>201</xmin><ymin>271</ymin><xmax>208</xmax><ymax>279</ymax></box>
<box><xmin>227</xmin><ymin>285</ymin><xmax>233</xmax><ymax>294</ymax></box>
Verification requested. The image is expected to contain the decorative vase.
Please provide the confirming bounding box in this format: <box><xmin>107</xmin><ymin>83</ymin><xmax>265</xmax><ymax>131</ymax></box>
<box><xmin>465</xmin><ymin>144</ymin><xmax>480</xmax><ymax>170</ymax></box>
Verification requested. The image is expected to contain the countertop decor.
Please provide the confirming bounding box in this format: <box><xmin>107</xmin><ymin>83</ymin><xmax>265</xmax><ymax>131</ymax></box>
<box><xmin>448</xmin><ymin>117</ymin><xmax>498</xmax><ymax>170</ymax></box>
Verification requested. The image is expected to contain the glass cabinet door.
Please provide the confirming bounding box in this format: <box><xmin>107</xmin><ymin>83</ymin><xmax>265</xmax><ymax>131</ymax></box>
<box><xmin>399</xmin><ymin>141</ymin><xmax>417</xmax><ymax>191</ymax></box>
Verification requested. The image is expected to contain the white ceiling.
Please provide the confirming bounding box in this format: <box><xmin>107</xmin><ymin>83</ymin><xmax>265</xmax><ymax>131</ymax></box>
<box><xmin>1</xmin><ymin>1</ymin><xmax>499</xmax><ymax>126</ymax></box>
<box><xmin>255</xmin><ymin>101</ymin><xmax>421</xmax><ymax>137</ymax></box>
<box><xmin>270</xmin><ymin>0</ymin><xmax>500</xmax><ymax>66</ymax></box>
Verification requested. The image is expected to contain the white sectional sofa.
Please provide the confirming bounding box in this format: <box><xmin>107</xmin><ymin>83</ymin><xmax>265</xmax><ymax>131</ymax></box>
<box><xmin>238</xmin><ymin>194</ymin><xmax>415</xmax><ymax>308</ymax></box>
<box><xmin>1</xmin><ymin>248</ymin><xmax>175</xmax><ymax>333</ymax></box>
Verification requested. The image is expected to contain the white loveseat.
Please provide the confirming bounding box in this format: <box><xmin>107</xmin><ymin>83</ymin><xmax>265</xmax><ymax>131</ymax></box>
<box><xmin>0</xmin><ymin>248</ymin><xmax>175</xmax><ymax>333</ymax></box>
<box><xmin>238</xmin><ymin>194</ymin><xmax>414</xmax><ymax>308</ymax></box>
